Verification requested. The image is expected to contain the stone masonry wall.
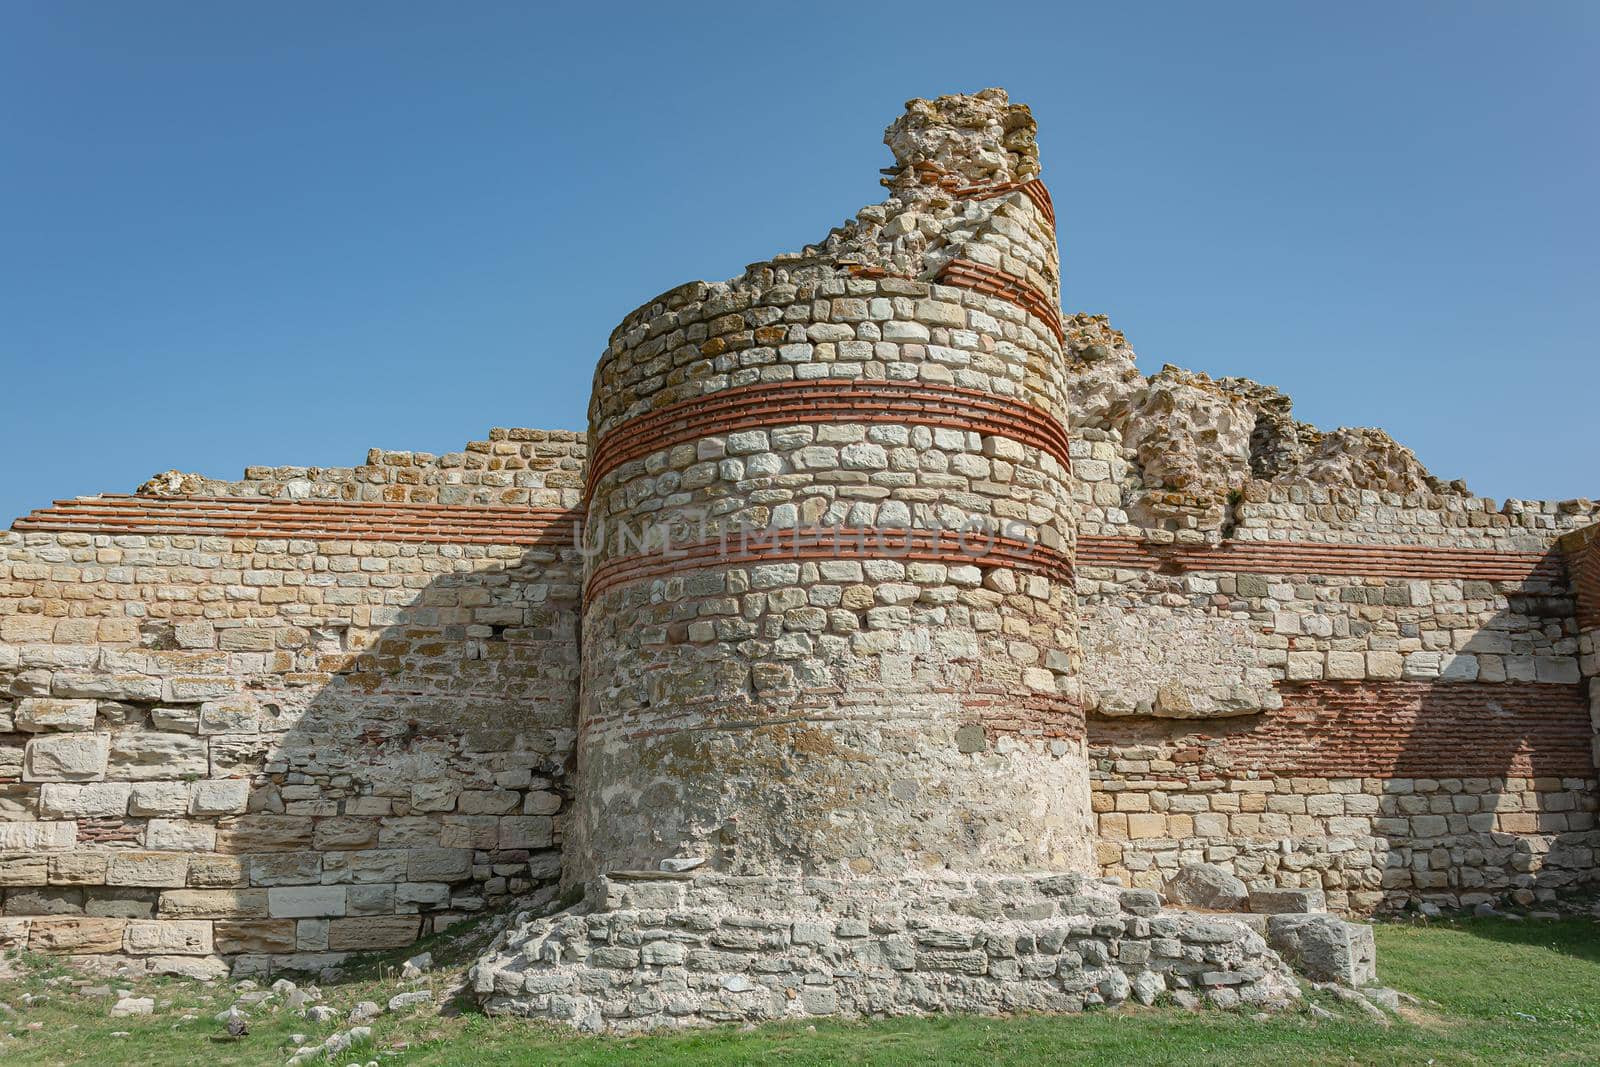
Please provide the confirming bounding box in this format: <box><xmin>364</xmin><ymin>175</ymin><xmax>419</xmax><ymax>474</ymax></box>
<box><xmin>567</xmin><ymin>89</ymin><xmax>1092</xmax><ymax>886</ymax></box>
<box><xmin>0</xmin><ymin>431</ymin><xmax>585</xmax><ymax>976</ymax></box>
<box><xmin>1078</xmin><ymin>474</ymin><xmax>1600</xmax><ymax>912</ymax></box>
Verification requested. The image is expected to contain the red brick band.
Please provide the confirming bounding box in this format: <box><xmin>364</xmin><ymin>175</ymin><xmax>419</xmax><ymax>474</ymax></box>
<box><xmin>1246</xmin><ymin>681</ymin><xmax>1592</xmax><ymax>778</ymax></box>
<box><xmin>1088</xmin><ymin>681</ymin><xmax>1592</xmax><ymax>779</ymax></box>
<box><xmin>951</xmin><ymin>177</ymin><xmax>1056</xmax><ymax>228</ymax></box>
<box><xmin>1077</xmin><ymin>535</ymin><xmax>1563</xmax><ymax>583</ymax></box>
<box><xmin>584</xmin><ymin>380</ymin><xmax>1072</xmax><ymax>500</ymax></box>
<box><xmin>11</xmin><ymin>496</ymin><xmax>580</xmax><ymax>547</ymax></box>
<box><xmin>905</xmin><ymin>163</ymin><xmax>1056</xmax><ymax>229</ymax></box>
<box><xmin>966</xmin><ymin>693</ymin><xmax>1085</xmax><ymax>742</ymax></box>
<box><xmin>935</xmin><ymin>259</ymin><xmax>1063</xmax><ymax>342</ymax></box>
<box><xmin>584</xmin><ymin>526</ymin><xmax>1073</xmax><ymax>603</ymax></box>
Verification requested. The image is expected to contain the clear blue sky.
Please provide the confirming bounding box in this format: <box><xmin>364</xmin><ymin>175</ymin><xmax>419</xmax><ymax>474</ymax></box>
<box><xmin>2</xmin><ymin>2</ymin><xmax>1594</xmax><ymax>523</ymax></box>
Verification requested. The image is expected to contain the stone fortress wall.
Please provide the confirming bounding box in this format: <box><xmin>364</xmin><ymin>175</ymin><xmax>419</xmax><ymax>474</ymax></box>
<box><xmin>0</xmin><ymin>433</ymin><xmax>586</xmax><ymax>975</ymax></box>
<box><xmin>0</xmin><ymin>90</ymin><xmax>1595</xmax><ymax>983</ymax></box>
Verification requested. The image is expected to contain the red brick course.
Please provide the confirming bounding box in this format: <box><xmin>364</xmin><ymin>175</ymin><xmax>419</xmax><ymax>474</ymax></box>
<box><xmin>583</xmin><ymin>380</ymin><xmax>1072</xmax><ymax>500</ymax></box>
<box><xmin>12</xmin><ymin>496</ymin><xmax>579</xmax><ymax>546</ymax></box>
<box><xmin>935</xmin><ymin>259</ymin><xmax>1063</xmax><ymax>342</ymax></box>
<box><xmin>1078</xmin><ymin>535</ymin><xmax>1563</xmax><ymax>583</ymax></box>
<box><xmin>1092</xmin><ymin>681</ymin><xmax>1592</xmax><ymax>779</ymax></box>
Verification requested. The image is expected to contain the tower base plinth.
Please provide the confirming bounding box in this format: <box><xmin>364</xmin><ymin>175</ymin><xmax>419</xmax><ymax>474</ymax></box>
<box><xmin>471</xmin><ymin>871</ymin><xmax>1304</xmax><ymax>1031</ymax></box>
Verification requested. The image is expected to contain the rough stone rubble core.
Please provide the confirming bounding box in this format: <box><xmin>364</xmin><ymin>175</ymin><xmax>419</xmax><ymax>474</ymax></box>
<box><xmin>474</xmin><ymin>89</ymin><xmax>1348</xmax><ymax>1028</ymax></box>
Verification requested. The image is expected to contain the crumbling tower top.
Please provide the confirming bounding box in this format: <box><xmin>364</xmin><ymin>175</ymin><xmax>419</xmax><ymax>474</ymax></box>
<box><xmin>882</xmin><ymin>87</ymin><xmax>1039</xmax><ymax>193</ymax></box>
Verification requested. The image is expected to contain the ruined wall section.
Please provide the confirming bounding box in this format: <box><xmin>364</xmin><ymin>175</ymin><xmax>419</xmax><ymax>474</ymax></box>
<box><xmin>1062</xmin><ymin>321</ymin><xmax>1600</xmax><ymax>910</ymax></box>
<box><xmin>567</xmin><ymin>89</ymin><xmax>1092</xmax><ymax>884</ymax></box>
<box><xmin>0</xmin><ymin>430</ymin><xmax>585</xmax><ymax>975</ymax></box>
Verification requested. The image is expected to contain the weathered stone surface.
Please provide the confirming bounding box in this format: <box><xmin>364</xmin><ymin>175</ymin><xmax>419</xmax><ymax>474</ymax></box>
<box><xmin>267</xmin><ymin>886</ymin><xmax>347</xmax><ymax>918</ymax></box>
<box><xmin>1266</xmin><ymin>914</ymin><xmax>1377</xmax><ymax>986</ymax></box>
<box><xmin>15</xmin><ymin>698</ymin><xmax>98</xmax><ymax>732</ymax></box>
<box><xmin>23</xmin><ymin>734</ymin><xmax>109</xmax><ymax>781</ymax></box>
<box><xmin>473</xmin><ymin>873</ymin><xmax>1300</xmax><ymax>1031</ymax></box>
<box><xmin>213</xmin><ymin>919</ymin><xmax>297</xmax><ymax>954</ymax></box>
<box><xmin>124</xmin><ymin>919</ymin><xmax>213</xmax><ymax>955</ymax></box>
<box><xmin>108</xmin><ymin>733</ymin><xmax>209</xmax><ymax>780</ymax></box>
<box><xmin>1164</xmin><ymin>864</ymin><xmax>1248</xmax><ymax>911</ymax></box>
<box><xmin>0</xmin><ymin>821</ymin><xmax>76</xmax><ymax>850</ymax></box>
<box><xmin>106</xmin><ymin>852</ymin><xmax>189</xmax><ymax>888</ymax></box>
<box><xmin>158</xmin><ymin>889</ymin><xmax>269</xmax><ymax>919</ymax></box>
<box><xmin>38</xmin><ymin>781</ymin><xmax>131</xmax><ymax>819</ymax></box>
<box><xmin>328</xmin><ymin>915</ymin><xmax>422</xmax><ymax>951</ymax></box>
<box><xmin>28</xmin><ymin>916</ymin><xmax>126</xmax><ymax>953</ymax></box>
<box><xmin>1248</xmin><ymin>888</ymin><xmax>1327</xmax><ymax>915</ymax></box>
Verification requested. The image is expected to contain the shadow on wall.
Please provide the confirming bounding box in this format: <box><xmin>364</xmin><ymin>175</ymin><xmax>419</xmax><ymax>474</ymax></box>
<box><xmin>1379</xmin><ymin>571</ymin><xmax>1597</xmax><ymax>908</ymax></box>
<box><xmin>3</xmin><ymin>520</ymin><xmax>582</xmax><ymax>969</ymax></box>
<box><xmin>1088</xmin><ymin>562</ymin><xmax>1597</xmax><ymax>913</ymax></box>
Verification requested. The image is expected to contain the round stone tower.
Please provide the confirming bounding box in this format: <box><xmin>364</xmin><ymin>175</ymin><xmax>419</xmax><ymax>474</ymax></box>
<box><xmin>567</xmin><ymin>89</ymin><xmax>1088</xmax><ymax>886</ymax></box>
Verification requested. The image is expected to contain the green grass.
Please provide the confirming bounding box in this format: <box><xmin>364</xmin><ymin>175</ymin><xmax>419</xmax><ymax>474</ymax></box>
<box><xmin>1</xmin><ymin>917</ymin><xmax>1596</xmax><ymax>1066</ymax></box>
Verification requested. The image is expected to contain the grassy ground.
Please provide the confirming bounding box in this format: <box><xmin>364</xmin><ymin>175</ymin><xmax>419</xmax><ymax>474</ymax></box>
<box><xmin>0</xmin><ymin>915</ymin><xmax>1596</xmax><ymax>1066</ymax></box>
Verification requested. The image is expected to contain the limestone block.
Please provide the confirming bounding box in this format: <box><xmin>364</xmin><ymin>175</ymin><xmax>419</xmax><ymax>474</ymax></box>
<box><xmin>1284</xmin><ymin>652</ymin><xmax>1323</xmax><ymax>681</ymax></box>
<box><xmin>38</xmin><ymin>782</ymin><xmax>131</xmax><ymax>819</ymax></box>
<box><xmin>0</xmin><ymin>822</ymin><xmax>77</xmax><ymax>850</ymax></box>
<box><xmin>51</xmin><ymin>675</ymin><xmax>162</xmax><ymax>702</ymax></box>
<box><xmin>213</xmin><ymin>919</ymin><xmax>296</xmax><ymax>954</ymax></box>
<box><xmin>396</xmin><ymin>882</ymin><xmax>450</xmax><ymax>908</ymax></box>
<box><xmin>124</xmin><ymin>919</ymin><xmax>213</xmax><ymax>955</ymax></box>
<box><xmin>348</xmin><ymin>884</ymin><xmax>395</xmax><ymax>915</ymax></box>
<box><xmin>326</xmin><ymin>915</ymin><xmax>421</xmax><ymax>951</ymax></box>
<box><xmin>1266</xmin><ymin>914</ymin><xmax>1377</xmax><ymax>985</ymax></box>
<box><xmin>1248</xmin><ymin>887</ymin><xmax>1327</xmax><ymax>914</ymax></box>
<box><xmin>296</xmin><ymin>918</ymin><xmax>330</xmax><ymax>950</ymax></box>
<box><xmin>408</xmin><ymin>848</ymin><xmax>473</xmax><ymax>882</ymax></box>
<box><xmin>158</xmin><ymin>888</ymin><xmax>269</xmax><ymax>919</ymax></box>
<box><xmin>497</xmin><ymin>815</ymin><xmax>554</xmax><ymax>850</ymax></box>
<box><xmin>1365</xmin><ymin>652</ymin><xmax>1404</xmax><ymax>681</ymax></box>
<box><xmin>146</xmin><ymin>819</ymin><xmax>217</xmax><ymax>851</ymax></box>
<box><xmin>85</xmin><ymin>887</ymin><xmax>158</xmax><ymax>918</ymax></box>
<box><xmin>129</xmin><ymin>781</ymin><xmax>190</xmax><ymax>818</ymax></box>
<box><xmin>0</xmin><ymin>917</ymin><xmax>31</xmax><ymax>948</ymax></box>
<box><xmin>267</xmin><ymin>885</ymin><xmax>347</xmax><ymax>918</ymax></box>
<box><xmin>15</xmin><ymin>698</ymin><xmax>98</xmax><ymax>732</ymax></box>
<box><xmin>151</xmin><ymin>706</ymin><xmax>200</xmax><ymax>733</ymax></box>
<box><xmin>146</xmin><ymin>954</ymin><xmax>230</xmax><ymax>980</ymax></box>
<box><xmin>106</xmin><ymin>852</ymin><xmax>189</xmax><ymax>888</ymax></box>
<box><xmin>214</xmin><ymin>815</ymin><xmax>314</xmax><ymax>853</ymax></box>
<box><xmin>249</xmin><ymin>853</ymin><xmax>321</xmax><ymax>886</ymax></box>
<box><xmin>107</xmin><ymin>733</ymin><xmax>208</xmax><ymax>780</ymax></box>
<box><xmin>189</xmin><ymin>778</ymin><xmax>250</xmax><ymax>816</ymax></box>
<box><xmin>199</xmin><ymin>697</ymin><xmax>262</xmax><ymax>734</ymax></box>
<box><xmin>5</xmin><ymin>885</ymin><xmax>82</xmax><ymax>913</ymax></box>
<box><xmin>1324</xmin><ymin>652</ymin><xmax>1366</xmax><ymax>681</ymax></box>
<box><xmin>23</xmin><ymin>733</ymin><xmax>109</xmax><ymax>781</ymax></box>
<box><xmin>28</xmin><ymin>916</ymin><xmax>126</xmax><ymax>953</ymax></box>
<box><xmin>313</xmin><ymin>818</ymin><xmax>379</xmax><ymax>850</ymax></box>
<box><xmin>0</xmin><ymin>855</ymin><xmax>49</xmax><ymax>886</ymax></box>
<box><xmin>1403</xmin><ymin>652</ymin><xmax>1442</xmax><ymax>680</ymax></box>
<box><xmin>48</xmin><ymin>853</ymin><xmax>108</xmax><ymax>885</ymax></box>
<box><xmin>187</xmin><ymin>854</ymin><xmax>248</xmax><ymax>888</ymax></box>
<box><xmin>1164</xmin><ymin>863</ymin><xmax>1247</xmax><ymax>910</ymax></box>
